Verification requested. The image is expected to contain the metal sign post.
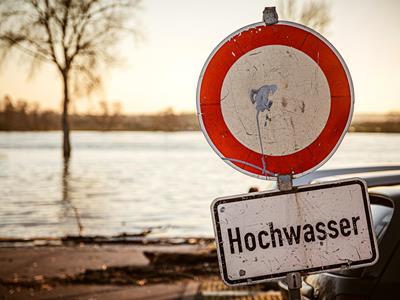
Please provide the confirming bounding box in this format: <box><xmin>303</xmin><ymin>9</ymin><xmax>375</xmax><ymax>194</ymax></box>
<box><xmin>198</xmin><ymin>5</ymin><xmax>377</xmax><ymax>300</ymax></box>
<box><xmin>277</xmin><ymin>175</ymin><xmax>301</xmax><ymax>300</ymax></box>
<box><xmin>266</xmin><ymin>7</ymin><xmax>299</xmax><ymax>293</ymax></box>
<box><xmin>286</xmin><ymin>272</ymin><xmax>302</xmax><ymax>300</ymax></box>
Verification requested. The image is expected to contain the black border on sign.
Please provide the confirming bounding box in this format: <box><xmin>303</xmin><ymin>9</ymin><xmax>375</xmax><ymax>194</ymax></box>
<box><xmin>211</xmin><ymin>178</ymin><xmax>378</xmax><ymax>286</ymax></box>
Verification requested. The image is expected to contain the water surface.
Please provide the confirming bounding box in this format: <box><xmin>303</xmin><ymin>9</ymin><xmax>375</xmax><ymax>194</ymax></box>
<box><xmin>0</xmin><ymin>132</ymin><xmax>399</xmax><ymax>238</ymax></box>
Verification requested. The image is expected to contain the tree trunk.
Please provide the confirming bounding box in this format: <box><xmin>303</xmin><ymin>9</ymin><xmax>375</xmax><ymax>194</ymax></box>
<box><xmin>61</xmin><ymin>71</ymin><xmax>71</xmax><ymax>160</ymax></box>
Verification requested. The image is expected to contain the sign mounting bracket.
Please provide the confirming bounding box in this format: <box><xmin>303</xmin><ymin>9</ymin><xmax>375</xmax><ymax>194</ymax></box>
<box><xmin>263</xmin><ymin>7</ymin><xmax>278</xmax><ymax>25</ymax></box>
<box><xmin>277</xmin><ymin>174</ymin><xmax>300</xmax><ymax>300</ymax></box>
<box><xmin>277</xmin><ymin>174</ymin><xmax>293</xmax><ymax>191</ymax></box>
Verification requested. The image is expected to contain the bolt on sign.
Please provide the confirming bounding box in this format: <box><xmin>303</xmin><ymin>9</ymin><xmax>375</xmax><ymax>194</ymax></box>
<box><xmin>197</xmin><ymin>15</ymin><xmax>379</xmax><ymax>287</ymax></box>
<box><xmin>211</xmin><ymin>179</ymin><xmax>377</xmax><ymax>285</ymax></box>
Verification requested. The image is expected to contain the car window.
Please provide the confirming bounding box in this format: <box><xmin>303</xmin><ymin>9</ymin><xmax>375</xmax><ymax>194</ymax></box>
<box><xmin>371</xmin><ymin>204</ymin><xmax>393</xmax><ymax>242</ymax></box>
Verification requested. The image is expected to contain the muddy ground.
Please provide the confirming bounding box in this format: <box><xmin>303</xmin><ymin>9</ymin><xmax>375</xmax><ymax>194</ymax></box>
<box><xmin>0</xmin><ymin>236</ymin><xmax>280</xmax><ymax>300</ymax></box>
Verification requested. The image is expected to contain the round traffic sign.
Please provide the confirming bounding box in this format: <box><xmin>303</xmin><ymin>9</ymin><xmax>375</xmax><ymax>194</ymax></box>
<box><xmin>197</xmin><ymin>21</ymin><xmax>354</xmax><ymax>180</ymax></box>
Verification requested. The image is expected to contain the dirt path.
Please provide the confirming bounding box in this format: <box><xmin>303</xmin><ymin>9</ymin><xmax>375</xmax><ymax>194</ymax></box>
<box><xmin>0</xmin><ymin>243</ymin><xmax>280</xmax><ymax>300</ymax></box>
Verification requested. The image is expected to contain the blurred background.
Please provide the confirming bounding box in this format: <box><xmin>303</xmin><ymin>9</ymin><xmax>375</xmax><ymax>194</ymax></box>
<box><xmin>0</xmin><ymin>0</ymin><xmax>400</xmax><ymax>240</ymax></box>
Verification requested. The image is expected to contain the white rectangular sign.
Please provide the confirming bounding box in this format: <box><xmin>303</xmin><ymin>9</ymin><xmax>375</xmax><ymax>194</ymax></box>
<box><xmin>211</xmin><ymin>179</ymin><xmax>378</xmax><ymax>286</ymax></box>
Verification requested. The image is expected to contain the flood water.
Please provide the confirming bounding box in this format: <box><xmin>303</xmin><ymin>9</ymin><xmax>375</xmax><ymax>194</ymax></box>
<box><xmin>0</xmin><ymin>131</ymin><xmax>399</xmax><ymax>238</ymax></box>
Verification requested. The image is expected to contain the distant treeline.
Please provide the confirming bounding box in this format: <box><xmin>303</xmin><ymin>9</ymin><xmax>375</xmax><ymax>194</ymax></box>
<box><xmin>350</xmin><ymin>120</ymin><xmax>400</xmax><ymax>133</ymax></box>
<box><xmin>0</xmin><ymin>96</ymin><xmax>199</xmax><ymax>131</ymax></box>
<box><xmin>1</xmin><ymin>95</ymin><xmax>400</xmax><ymax>132</ymax></box>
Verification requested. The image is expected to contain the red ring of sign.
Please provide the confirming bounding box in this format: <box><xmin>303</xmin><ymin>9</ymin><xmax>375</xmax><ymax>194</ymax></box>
<box><xmin>197</xmin><ymin>22</ymin><xmax>353</xmax><ymax>179</ymax></box>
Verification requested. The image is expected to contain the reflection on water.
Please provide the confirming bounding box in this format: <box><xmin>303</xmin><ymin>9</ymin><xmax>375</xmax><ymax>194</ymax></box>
<box><xmin>61</xmin><ymin>158</ymin><xmax>83</xmax><ymax>236</ymax></box>
<box><xmin>0</xmin><ymin>131</ymin><xmax>400</xmax><ymax>238</ymax></box>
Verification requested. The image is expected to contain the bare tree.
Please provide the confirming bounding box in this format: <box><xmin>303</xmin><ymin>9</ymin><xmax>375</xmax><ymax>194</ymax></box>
<box><xmin>279</xmin><ymin>0</ymin><xmax>331</xmax><ymax>34</ymax></box>
<box><xmin>0</xmin><ymin>0</ymin><xmax>141</xmax><ymax>160</ymax></box>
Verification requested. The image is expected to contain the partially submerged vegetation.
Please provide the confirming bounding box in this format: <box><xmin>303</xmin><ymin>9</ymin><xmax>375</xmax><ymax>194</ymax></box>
<box><xmin>1</xmin><ymin>95</ymin><xmax>400</xmax><ymax>132</ymax></box>
<box><xmin>0</xmin><ymin>95</ymin><xmax>198</xmax><ymax>131</ymax></box>
<box><xmin>350</xmin><ymin>113</ymin><xmax>400</xmax><ymax>133</ymax></box>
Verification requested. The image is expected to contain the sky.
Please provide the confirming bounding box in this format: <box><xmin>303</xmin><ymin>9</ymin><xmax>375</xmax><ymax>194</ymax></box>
<box><xmin>0</xmin><ymin>0</ymin><xmax>400</xmax><ymax>114</ymax></box>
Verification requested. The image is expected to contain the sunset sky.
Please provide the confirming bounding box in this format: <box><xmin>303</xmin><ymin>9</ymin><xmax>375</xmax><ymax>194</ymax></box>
<box><xmin>0</xmin><ymin>0</ymin><xmax>399</xmax><ymax>114</ymax></box>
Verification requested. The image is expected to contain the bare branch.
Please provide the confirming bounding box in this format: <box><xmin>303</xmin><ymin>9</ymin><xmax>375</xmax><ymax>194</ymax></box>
<box><xmin>0</xmin><ymin>0</ymin><xmax>142</xmax><ymax>96</ymax></box>
<box><xmin>300</xmin><ymin>1</ymin><xmax>331</xmax><ymax>33</ymax></box>
<box><xmin>278</xmin><ymin>0</ymin><xmax>331</xmax><ymax>34</ymax></box>
<box><xmin>42</xmin><ymin>0</ymin><xmax>63</xmax><ymax>70</ymax></box>
<box><xmin>70</xmin><ymin>63</ymin><xmax>101</xmax><ymax>95</ymax></box>
<box><xmin>67</xmin><ymin>0</ymin><xmax>141</xmax><ymax>65</ymax></box>
<box><xmin>0</xmin><ymin>33</ymin><xmax>53</xmax><ymax>63</ymax></box>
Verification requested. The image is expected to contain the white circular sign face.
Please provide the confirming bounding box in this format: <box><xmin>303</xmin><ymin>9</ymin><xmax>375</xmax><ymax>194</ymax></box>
<box><xmin>197</xmin><ymin>21</ymin><xmax>354</xmax><ymax>179</ymax></box>
<box><xmin>221</xmin><ymin>45</ymin><xmax>331</xmax><ymax>156</ymax></box>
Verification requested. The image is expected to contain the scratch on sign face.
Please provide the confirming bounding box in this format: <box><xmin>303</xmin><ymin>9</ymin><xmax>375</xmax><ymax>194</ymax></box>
<box><xmin>250</xmin><ymin>84</ymin><xmax>277</xmax><ymax>175</ymax></box>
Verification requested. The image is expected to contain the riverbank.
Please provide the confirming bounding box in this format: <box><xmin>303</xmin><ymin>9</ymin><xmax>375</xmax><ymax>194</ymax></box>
<box><xmin>0</xmin><ymin>237</ymin><xmax>281</xmax><ymax>300</ymax></box>
<box><xmin>1</xmin><ymin>93</ymin><xmax>400</xmax><ymax>133</ymax></box>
